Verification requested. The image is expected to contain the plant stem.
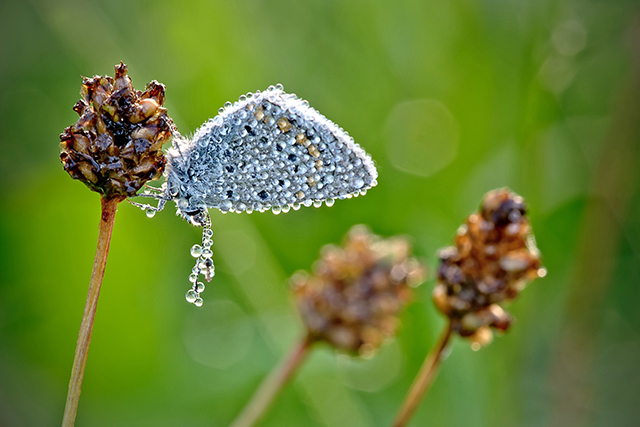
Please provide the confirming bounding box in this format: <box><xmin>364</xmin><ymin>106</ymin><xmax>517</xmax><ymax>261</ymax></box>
<box><xmin>231</xmin><ymin>334</ymin><xmax>314</xmax><ymax>427</ymax></box>
<box><xmin>392</xmin><ymin>321</ymin><xmax>453</xmax><ymax>427</ymax></box>
<box><xmin>62</xmin><ymin>197</ymin><xmax>120</xmax><ymax>427</ymax></box>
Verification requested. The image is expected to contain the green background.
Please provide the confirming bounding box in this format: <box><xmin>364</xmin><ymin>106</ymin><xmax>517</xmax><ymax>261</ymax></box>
<box><xmin>1</xmin><ymin>0</ymin><xmax>639</xmax><ymax>426</ymax></box>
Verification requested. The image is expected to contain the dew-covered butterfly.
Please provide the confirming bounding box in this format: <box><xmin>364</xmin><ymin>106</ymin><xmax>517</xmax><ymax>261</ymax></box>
<box><xmin>132</xmin><ymin>84</ymin><xmax>377</xmax><ymax>306</ymax></box>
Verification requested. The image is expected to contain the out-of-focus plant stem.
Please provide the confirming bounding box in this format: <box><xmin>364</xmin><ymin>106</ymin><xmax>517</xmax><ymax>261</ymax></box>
<box><xmin>393</xmin><ymin>321</ymin><xmax>453</xmax><ymax>427</ymax></box>
<box><xmin>231</xmin><ymin>334</ymin><xmax>314</xmax><ymax>427</ymax></box>
<box><xmin>62</xmin><ymin>197</ymin><xmax>120</xmax><ymax>427</ymax></box>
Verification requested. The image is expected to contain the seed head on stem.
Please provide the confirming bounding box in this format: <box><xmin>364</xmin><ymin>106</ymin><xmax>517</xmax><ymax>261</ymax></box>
<box><xmin>393</xmin><ymin>188</ymin><xmax>546</xmax><ymax>427</ymax></box>
<box><xmin>232</xmin><ymin>226</ymin><xmax>426</xmax><ymax>427</ymax></box>
<box><xmin>59</xmin><ymin>63</ymin><xmax>173</xmax><ymax>427</ymax></box>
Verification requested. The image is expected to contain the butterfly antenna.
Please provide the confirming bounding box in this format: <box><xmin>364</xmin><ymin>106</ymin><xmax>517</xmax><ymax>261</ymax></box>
<box><xmin>184</xmin><ymin>210</ymin><xmax>214</xmax><ymax>307</ymax></box>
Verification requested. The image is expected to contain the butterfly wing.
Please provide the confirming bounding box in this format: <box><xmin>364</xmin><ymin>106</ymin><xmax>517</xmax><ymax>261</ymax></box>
<box><xmin>172</xmin><ymin>85</ymin><xmax>377</xmax><ymax>214</ymax></box>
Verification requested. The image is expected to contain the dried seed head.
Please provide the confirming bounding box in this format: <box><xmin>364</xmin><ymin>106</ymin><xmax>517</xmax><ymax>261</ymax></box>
<box><xmin>433</xmin><ymin>188</ymin><xmax>545</xmax><ymax>349</ymax></box>
<box><xmin>292</xmin><ymin>225</ymin><xmax>426</xmax><ymax>355</ymax></box>
<box><xmin>59</xmin><ymin>62</ymin><xmax>173</xmax><ymax>199</ymax></box>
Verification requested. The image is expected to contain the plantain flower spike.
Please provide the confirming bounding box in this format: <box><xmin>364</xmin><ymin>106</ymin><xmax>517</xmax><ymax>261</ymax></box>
<box><xmin>433</xmin><ymin>188</ymin><xmax>546</xmax><ymax>350</ymax></box>
<box><xmin>291</xmin><ymin>225</ymin><xmax>426</xmax><ymax>356</ymax></box>
<box><xmin>59</xmin><ymin>62</ymin><xmax>173</xmax><ymax>200</ymax></box>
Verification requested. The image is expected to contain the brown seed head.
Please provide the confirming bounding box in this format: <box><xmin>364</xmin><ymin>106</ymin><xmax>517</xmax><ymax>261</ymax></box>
<box><xmin>433</xmin><ymin>188</ymin><xmax>545</xmax><ymax>349</ymax></box>
<box><xmin>59</xmin><ymin>62</ymin><xmax>173</xmax><ymax>199</ymax></box>
<box><xmin>292</xmin><ymin>225</ymin><xmax>426</xmax><ymax>355</ymax></box>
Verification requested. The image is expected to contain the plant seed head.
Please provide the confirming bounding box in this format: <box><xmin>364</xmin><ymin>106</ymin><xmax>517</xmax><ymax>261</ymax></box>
<box><xmin>434</xmin><ymin>188</ymin><xmax>545</xmax><ymax>348</ymax></box>
<box><xmin>59</xmin><ymin>62</ymin><xmax>173</xmax><ymax>200</ymax></box>
<box><xmin>292</xmin><ymin>225</ymin><xmax>426</xmax><ymax>355</ymax></box>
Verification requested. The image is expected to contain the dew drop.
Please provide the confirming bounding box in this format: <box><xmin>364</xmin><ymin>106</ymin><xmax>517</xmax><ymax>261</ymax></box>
<box><xmin>272</xmin><ymin>206</ymin><xmax>282</xmax><ymax>215</ymax></box>
<box><xmin>185</xmin><ymin>290</ymin><xmax>198</xmax><ymax>303</ymax></box>
<box><xmin>292</xmin><ymin>203</ymin><xmax>301</xmax><ymax>211</ymax></box>
<box><xmin>275</xmin><ymin>83</ymin><xmax>284</xmax><ymax>90</ymax></box>
<box><xmin>325</xmin><ymin>198</ymin><xmax>335</xmax><ymax>207</ymax></box>
<box><xmin>202</xmin><ymin>248</ymin><xmax>213</xmax><ymax>258</ymax></box>
<box><xmin>190</xmin><ymin>244</ymin><xmax>203</xmax><ymax>257</ymax></box>
<box><xmin>189</xmin><ymin>273</ymin><xmax>198</xmax><ymax>283</ymax></box>
<box><xmin>203</xmin><ymin>229</ymin><xmax>213</xmax><ymax>238</ymax></box>
<box><xmin>146</xmin><ymin>209</ymin><xmax>156</xmax><ymax>218</ymax></box>
<box><xmin>220</xmin><ymin>200</ymin><xmax>232</xmax><ymax>212</ymax></box>
<box><xmin>281</xmin><ymin>205</ymin><xmax>291</xmax><ymax>213</ymax></box>
<box><xmin>194</xmin><ymin>297</ymin><xmax>204</xmax><ymax>307</ymax></box>
<box><xmin>313</xmin><ymin>200</ymin><xmax>322</xmax><ymax>208</ymax></box>
<box><xmin>196</xmin><ymin>282</ymin><xmax>205</xmax><ymax>293</ymax></box>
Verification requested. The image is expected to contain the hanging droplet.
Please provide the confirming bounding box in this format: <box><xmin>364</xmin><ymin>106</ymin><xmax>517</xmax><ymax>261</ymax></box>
<box><xmin>272</xmin><ymin>206</ymin><xmax>282</xmax><ymax>215</ymax></box>
<box><xmin>190</xmin><ymin>244</ymin><xmax>203</xmax><ymax>257</ymax></box>
<box><xmin>196</xmin><ymin>282</ymin><xmax>205</xmax><ymax>293</ymax></box>
<box><xmin>202</xmin><ymin>248</ymin><xmax>213</xmax><ymax>258</ymax></box>
<box><xmin>185</xmin><ymin>289</ymin><xmax>198</xmax><ymax>303</ymax></box>
<box><xmin>203</xmin><ymin>229</ymin><xmax>213</xmax><ymax>238</ymax></box>
<box><xmin>189</xmin><ymin>273</ymin><xmax>198</xmax><ymax>283</ymax></box>
<box><xmin>325</xmin><ymin>198</ymin><xmax>335</xmax><ymax>207</ymax></box>
<box><xmin>194</xmin><ymin>297</ymin><xmax>204</xmax><ymax>307</ymax></box>
<box><xmin>146</xmin><ymin>208</ymin><xmax>156</xmax><ymax>218</ymax></box>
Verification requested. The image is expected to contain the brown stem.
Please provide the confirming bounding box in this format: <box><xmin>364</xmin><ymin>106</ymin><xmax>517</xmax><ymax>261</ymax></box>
<box><xmin>392</xmin><ymin>321</ymin><xmax>453</xmax><ymax>427</ymax></box>
<box><xmin>61</xmin><ymin>197</ymin><xmax>120</xmax><ymax>427</ymax></box>
<box><xmin>230</xmin><ymin>334</ymin><xmax>314</xmax><ymax>427</ymax></box>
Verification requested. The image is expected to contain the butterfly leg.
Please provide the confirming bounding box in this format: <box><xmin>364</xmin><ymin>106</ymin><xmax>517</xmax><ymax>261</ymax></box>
<box><xmin>143</xmin><ymin>183</ymin><xmax>165</xmax><ymax>193</ymax></box>
<box><xmin>127</xmin><ymin>192</ymin><xmax>168</xmax><ymax>216</ymax></box>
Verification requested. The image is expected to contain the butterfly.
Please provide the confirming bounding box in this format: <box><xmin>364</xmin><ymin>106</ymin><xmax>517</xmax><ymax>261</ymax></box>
<box><xmin>132</xmin><ymin>84</ymin><xmax>378</xmax><ymax>306</ymax></box>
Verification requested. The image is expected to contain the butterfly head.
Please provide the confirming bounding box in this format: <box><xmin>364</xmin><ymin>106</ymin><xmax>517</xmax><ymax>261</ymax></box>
<box><xmin>164</xmin><ymin>140</ymin><xmax>210</xmax><ymax>226</ymax></box>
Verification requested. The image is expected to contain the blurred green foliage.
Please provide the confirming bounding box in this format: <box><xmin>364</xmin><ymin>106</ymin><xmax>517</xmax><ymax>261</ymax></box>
<box><xmin>1</xmin><ymin>0</ymin><xmax>639</xmax><ymax>426</ymax></box>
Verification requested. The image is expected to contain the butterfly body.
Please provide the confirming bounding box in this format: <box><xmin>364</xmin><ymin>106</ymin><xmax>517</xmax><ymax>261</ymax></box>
<box><xmin>134</xmin><ymin>84</ymin><xmax>378</xmax><ymax>305</ymax></box>
<box><xmin>164</xmin><ymin>85</ymin><xmax>377</xmax><ymax>225</ymax></box>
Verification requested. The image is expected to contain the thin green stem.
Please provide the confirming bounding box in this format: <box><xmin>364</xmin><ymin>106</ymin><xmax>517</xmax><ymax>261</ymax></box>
<box><xmin>392</xmin><ymin>321</ymin><xmax>453</xmax><ymax>427</ymax></box>
<box><xmin>230</xmin><ymin>334</ymin><xmax>314</xmax><ymax>427</ymax></box>
<box><xmin>62</xmin><ymin>197</ymin><xmax>119</xmax><ymax>427</ymax></box>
